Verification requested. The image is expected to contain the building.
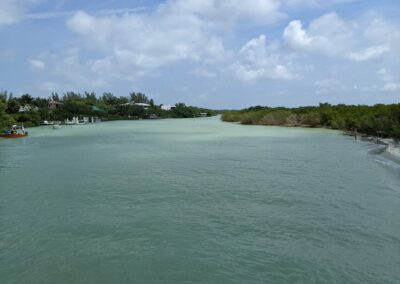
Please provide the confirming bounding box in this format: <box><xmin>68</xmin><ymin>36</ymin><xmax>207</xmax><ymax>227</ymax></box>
<box><xmin>48</xmin><ymin>100</ymin><xmax>63</xmax><ymax>110</ymax></box>
<box><xmin>120</xmin><ymin>102</ymin><xmax>151</xmax><ymax>110</ymax></box>
<box><xmin>161</xmin><ymin>104</ymin><xmax>176</xmax><ymax>111</ymax></box>
<box><xmin>19</xmin><ymin>105</ymin><xmax>38</xmax><ymax>113</ymax></box>
<box><xmin>134</xmin><ymin>103</ymin><xmax>151</xmax><ymax>110</ymax></box>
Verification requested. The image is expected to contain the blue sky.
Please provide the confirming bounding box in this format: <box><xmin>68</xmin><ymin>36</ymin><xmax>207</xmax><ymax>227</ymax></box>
<box><xmin>0</xmin><ymin>0</ymin><xmax>399</xmax><ymax>109</ymax></box>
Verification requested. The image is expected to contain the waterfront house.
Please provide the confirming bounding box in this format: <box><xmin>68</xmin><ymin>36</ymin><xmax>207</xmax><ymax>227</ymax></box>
<box><xmin>134</xmin><ymin>103</ymin><xmax>151</xmax><ymax>110</ymax></box>
<box><xmin>120</xmin><ymin>102</ymin><xmax>151</xmax><ymax>110</ymax></box>
<box><xmin>161</xmin><ymin>104</ymin><xmax>176</xmax><ymax>111</ymax></box>
<box><xmin>48</xmin><ymin>100</ymin><xmax>63</xmax><ymax>110</ymax></box>
<box><xmin>19</xmin><ymin>104</ymin><xmax>38</xmax><ymax>113</ymax></box>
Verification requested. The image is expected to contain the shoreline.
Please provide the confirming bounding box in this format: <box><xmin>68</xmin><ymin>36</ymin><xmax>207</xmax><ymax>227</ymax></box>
<box><xmin>222</xmin><ymin>120</ymin><xmax>400</xmax><ymax>164</ymax></box>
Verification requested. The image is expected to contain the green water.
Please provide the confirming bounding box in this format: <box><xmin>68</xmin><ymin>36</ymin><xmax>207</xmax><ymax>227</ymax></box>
<box><xmin>1</xmin><ymin>117</ymin><xmax>399</xmax><ymax>284</ymax></box>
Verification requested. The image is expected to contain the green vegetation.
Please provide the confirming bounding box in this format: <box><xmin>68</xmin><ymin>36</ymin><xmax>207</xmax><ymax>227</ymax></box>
<box><xmin>222</xmin><ymin>103</ymin><xmax>400</xmax><ymax>139</ymax></box>
<box><xmin>0</xmin><ymin>90</ymin><xmax>217</xmax><ymax>131</ymax></box>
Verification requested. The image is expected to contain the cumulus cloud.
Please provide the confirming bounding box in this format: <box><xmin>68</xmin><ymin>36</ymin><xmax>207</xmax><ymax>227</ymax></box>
<box><xmin>283</xmin><ymin>12</ymin><xmax>398</xmax><ymax>62</ymax></box>
<box><xmin>283</xmin><ymin>13</ymin><xmax>351</xmax><ymax>56</ymax></box>
<box><xmin>66</xmin><ymin>10</ymin><xmax>226</xmax><ymax>75</ymax></box>
<box><xmin>61</xmin><ymin>0</ymin><xmax>288</xmax><ymax>84</ymax></box>
<box><xmin>283</xmin><ymin>20</ymin><xmax>313</xmax><ymax>49</ymax></box>
<box><xmin>26</xmin><ymin>1</ymin><xmax>400</xmax><ymax>96</ymax></box>
<box><xmin>233</xmin><ymin>35</ymin><xmax>295</xmax><ymax>81</ymax></box>
<box><xmin>35</xmin><ymin>49</ymin><xmax>111</xmax><ymax>91</ymax></box>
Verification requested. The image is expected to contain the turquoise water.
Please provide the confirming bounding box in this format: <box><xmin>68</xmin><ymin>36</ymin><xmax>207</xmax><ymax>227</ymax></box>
<box><xmin>1</xmin><ymin>117</ymin><xmax>399</xmax><ymax>284</ymax></box>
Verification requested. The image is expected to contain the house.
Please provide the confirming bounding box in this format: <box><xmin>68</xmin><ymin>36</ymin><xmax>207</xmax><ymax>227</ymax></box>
<box><xmin>48</xmin><ymin>100</ymin><xmax>63</xmax><ymax>110</ymax></box>
<box><xmin>134</xmin><ymin>103</ymin><xmax>151</xmax><ymax>110</ymax></box>
<box><xmin>19</xmin><ymin>104</ymin><xmax>38</xmax><ymax>113</ymax></box>
<box><xmin>120</xmin><ymin>102</ymin><xmax>151</xmax><ymax>110</ymax></box>
<box><xmin>161</xmin><ymin>104</ymin><xmax>176</xmax><ymax>111</ymax></box>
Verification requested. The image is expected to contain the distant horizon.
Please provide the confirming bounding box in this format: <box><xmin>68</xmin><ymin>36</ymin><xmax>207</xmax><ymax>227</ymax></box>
<box><xmin>1</xmin><ymin>0</ymin><xmax>399</xmax><ymax>109</ymax></box>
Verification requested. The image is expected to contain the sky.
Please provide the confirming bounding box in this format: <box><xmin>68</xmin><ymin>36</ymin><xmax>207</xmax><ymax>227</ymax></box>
<box><xmin>0</xmin><ymin>0</ymin><xmax>399</xmax><ymax>109</ymax></box>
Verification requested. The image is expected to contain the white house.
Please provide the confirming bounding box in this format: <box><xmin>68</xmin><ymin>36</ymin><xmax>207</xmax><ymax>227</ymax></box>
<box><xmin>19</xmin><ymin>105</ymin><xmax>38</xmax><ymax>113</ymax></box>
<box><xmin>121</xmin><ymin>102</ymin><xmax>151</xmax><ymax>110</ymax></box>
<box><xmin>134</xmin><ymin>103</ymin><xmax>151</xmax><ymax>110</ymax></box>
<box><xmin>161</xmin><ymin>104</ymin><xmax>175</xmax><ymax>111</ymax></box>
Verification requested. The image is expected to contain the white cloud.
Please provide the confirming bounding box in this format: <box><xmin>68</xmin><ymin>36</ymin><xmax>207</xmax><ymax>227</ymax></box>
<box><xmin>36</xmin><ymin>49</ymin><xmax>110</xmax><ymax>91</ymax></box>
<box><xmin>27</xmin><ymin>8</ymin><xmax>147</xmax><ymax>20</ymax></box>
<box><xmin>283</xmin><ymin>12</ymin><xmax>399</xmax><ymax>63</ymax></box>
<box><xmin>233</xmin><ymin>35</ymin><xmax>295</xmax><ymax>81</ymax></box>
<box><xmin>377</xmin><ymin>69</ymin><xmax>400</xmax><ymax>92</ymax></box>
<box><xmin>0</xmin><ymin>0</ymin><xmax>41</xmax><ymax>26</ymax></box>
<box><xmin>382</xmin><ymin>82</ymin><xmax>400</xmax><ymax>92</ymax></box>
<box><xmin>168</xmin><ymin>0</ymin><xmax>285</xmax><ymax>26</ymax></box>
<box><xmin>348</xmin><ymin>45</ymin><xmax>389</xmax><ymax>61</ymax></box>
<box><xmin>283</xmin><ymin>20</ymin><xmax>313</xmax><ymax>49</ymax></box>
<box><xmin>29</xmin><ymin>59</ymin><xmax>46</xmax><ymax>70</ymax></box>
<box><xmin>25</xmin><ymin>2</ymin><xmax>400</xmax><ymax>100</ymax></box>
<box><xmin>283</xmin><ymin>0</ymin><xmax>360</xmax><ymax>9</ymax></box>
<box><xmin>378</xmin><ymin>68</ymin><xmax>392</xmax><ymax>82</ymax></box>
<box><xmin>283</xmin><ymin>13</ymin><xmax>351</xmax><ymax>56</ymax></box>
<box><xmin>62</xmin><ymin>0</ymin><xmax>287</xmax><ymax>82</ymax></box>
<box><xmin>66</xmin><ymin>10</ymin><xmax>226</xmax><ymax>72</ymax></box>
<box><xmin>0</xmin><ymin>0</ymin><xmax>23</xmax><ymax>25</ymax></box>
<box><xmin>364</xmin><ymin>16</ymin><xmax>400</xmax><ymax>48</ymax></box>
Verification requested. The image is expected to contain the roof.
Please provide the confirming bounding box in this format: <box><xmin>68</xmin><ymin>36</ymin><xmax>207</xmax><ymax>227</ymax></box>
<box><xmin>120</xmin><ymin>102</ymin><xmax>151</xmax><ymax>107</ymax></box>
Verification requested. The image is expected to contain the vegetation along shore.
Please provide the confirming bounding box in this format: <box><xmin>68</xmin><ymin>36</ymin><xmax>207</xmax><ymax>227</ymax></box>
<box><xmin>222</xmin><ymin>103</ymin><xmax>400</xmax><ymax>139</ymax></box>
<box><xmin>0</xmin><ymin>90</ymin><xmax>217</xmax><ymax>131</ymax></box>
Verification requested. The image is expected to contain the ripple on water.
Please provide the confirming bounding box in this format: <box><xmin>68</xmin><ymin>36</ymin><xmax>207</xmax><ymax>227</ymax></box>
<box><xmin>1</xmin><ymin>118</ymin><xmax>400</xmax><ymax>284</ymax></box>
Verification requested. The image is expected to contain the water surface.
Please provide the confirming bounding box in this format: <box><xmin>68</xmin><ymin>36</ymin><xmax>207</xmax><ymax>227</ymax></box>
<box><xmin>1</xmin><ymin>117</ymin><xmax>399</xmax><ymax>283</ymax></box>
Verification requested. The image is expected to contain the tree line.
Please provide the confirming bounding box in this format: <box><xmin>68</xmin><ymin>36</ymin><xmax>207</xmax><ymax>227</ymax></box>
<box><xmin>0</xmin><ymin>90</ymin><xmax>216</xmax><ymax>131</ymax></box>
<box><xmin>222</xmin><ymin>103</ymin><xmax>400</xmax><ymax>139</ymax></box>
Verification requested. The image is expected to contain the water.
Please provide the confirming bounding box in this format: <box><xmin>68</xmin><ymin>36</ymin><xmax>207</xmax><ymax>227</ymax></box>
<box><xmin>1</xmin><ymin>117</ymin><xmax>399</xmax><ymax>284</ymax></box>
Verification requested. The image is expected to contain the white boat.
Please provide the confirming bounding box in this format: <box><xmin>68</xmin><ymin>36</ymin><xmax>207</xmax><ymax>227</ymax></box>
<box><xmin>53</xmin><ymin>124</ymin><xmax>62</xmax><ymax>129</ymax></box>
<box><xmin>43</xmin><ymin>120</ymin><xmax>54</xmax><ymax>125</ymax></box>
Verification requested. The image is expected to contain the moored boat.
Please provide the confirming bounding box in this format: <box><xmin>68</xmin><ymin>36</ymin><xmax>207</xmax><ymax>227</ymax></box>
<box><xmin>0</xmin><ymin>125</ymin><xmax>28</xmax><ymax>138</ymax></box>
<box><xmin>0</xmin><ymin>133</ymin><xmax>28</xmax><ymax>138</ymax></box>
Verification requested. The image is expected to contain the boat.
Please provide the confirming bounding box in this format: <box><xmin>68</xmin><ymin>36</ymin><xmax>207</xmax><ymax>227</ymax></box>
<box><xmin>43</xmin><ymin>120</ymin><xmax>54</xmax><ymax>125</ymax></box>
<box><xmin>0</xmin><ymin>125</ymin><xmax>28</xmax><ymax>138</ymax></box>
<box><xmin>0</xmin><ymin>133</ymin><xmax>28</xmax><ymax>138</ymax></box>
<box><xmin>53</xmin><ymin>124</ymin><xmax>62</xmax><ymax>129</ymax></box>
